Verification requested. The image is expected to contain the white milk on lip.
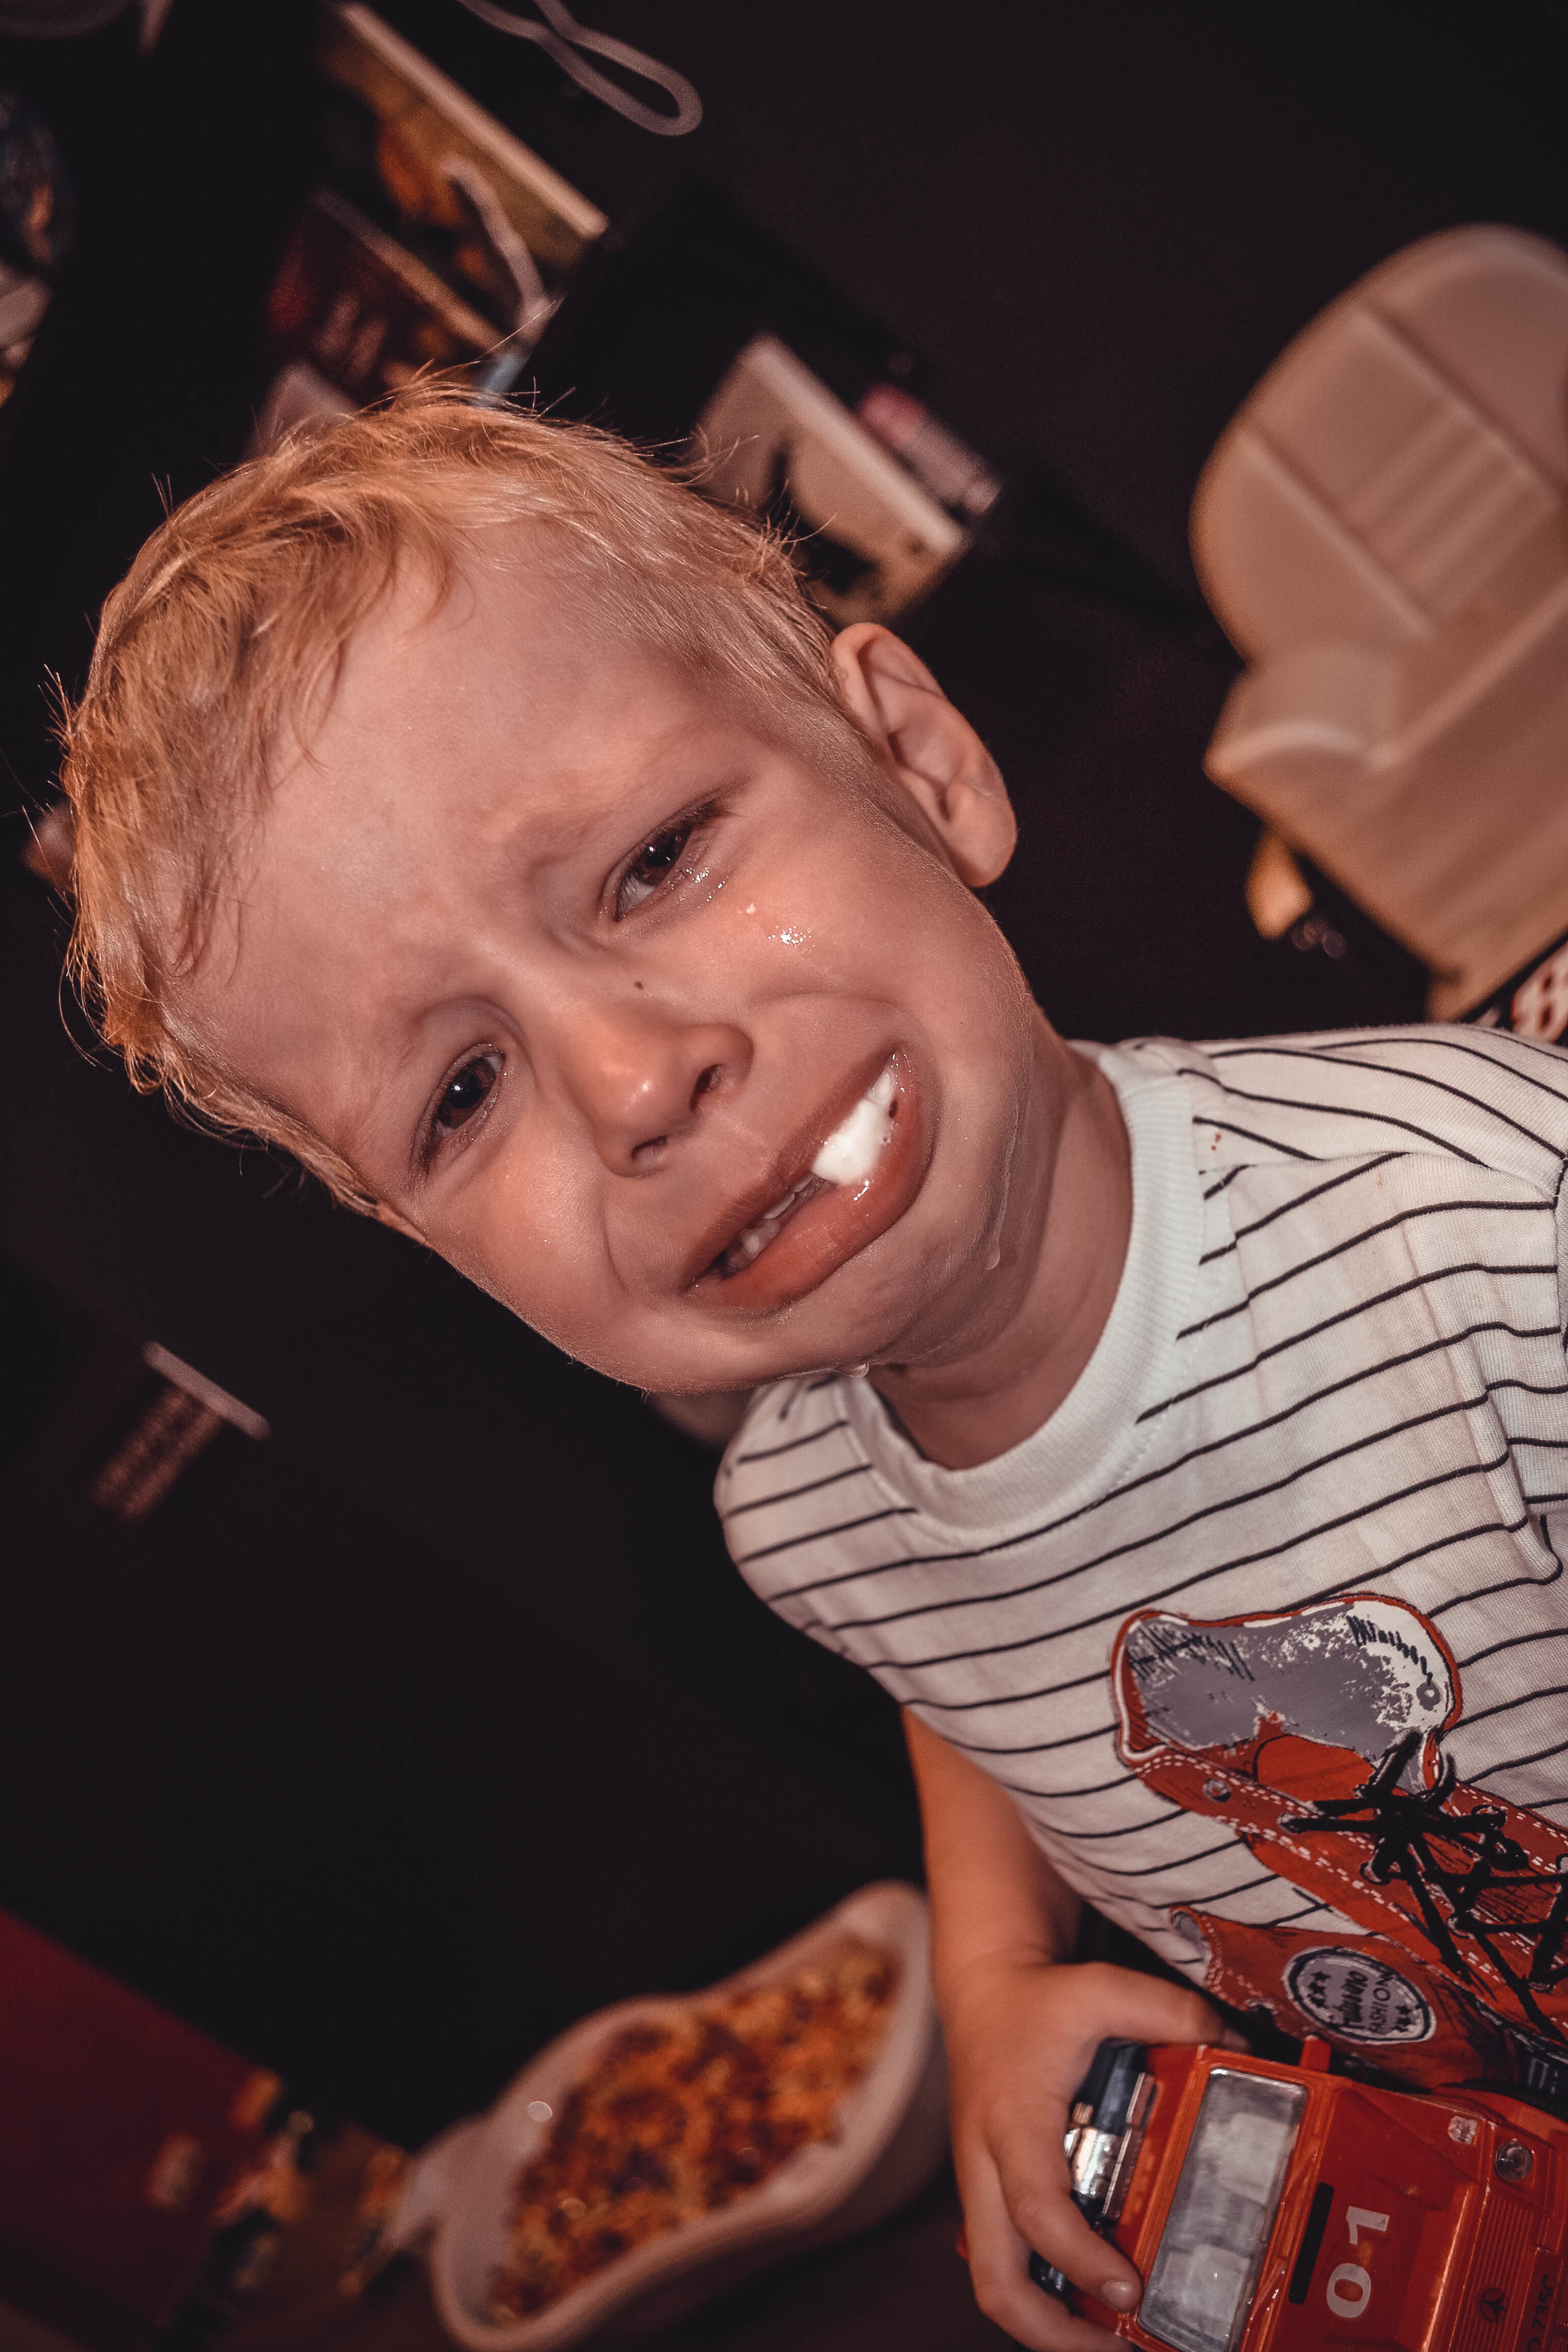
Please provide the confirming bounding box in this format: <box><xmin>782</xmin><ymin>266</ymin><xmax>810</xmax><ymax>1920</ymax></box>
<box><xmin>811</xmin><ymin>1067</ymin><xmax>896</xmax><ymax>1186</ymax></box>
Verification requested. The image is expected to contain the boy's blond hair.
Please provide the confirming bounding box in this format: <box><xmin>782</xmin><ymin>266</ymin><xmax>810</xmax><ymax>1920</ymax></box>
<box><xmin>62</xmin><ymin>383</ymin><xmax>845</xmax><ymax>1209</ymax></box>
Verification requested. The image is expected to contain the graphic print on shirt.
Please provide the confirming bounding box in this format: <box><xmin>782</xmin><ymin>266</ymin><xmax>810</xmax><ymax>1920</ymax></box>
<box><xmin>1111</xmin><ymin>1595</ymin><xmax>1568</xmax><ymax>2105</ymax></box>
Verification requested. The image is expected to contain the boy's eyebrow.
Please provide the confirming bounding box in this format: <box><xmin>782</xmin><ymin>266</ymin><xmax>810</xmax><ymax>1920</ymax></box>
<box><xmin>462</xmin><ymin>730</ymin><xmax>723</xmax><ymax>883</ymax></box>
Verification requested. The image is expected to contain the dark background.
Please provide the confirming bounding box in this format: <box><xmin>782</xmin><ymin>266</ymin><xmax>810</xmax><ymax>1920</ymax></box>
<box><xmin>2</xmin><ymin>0</ymin><xmax>1565</xmax><ymax>2168</ymax></box>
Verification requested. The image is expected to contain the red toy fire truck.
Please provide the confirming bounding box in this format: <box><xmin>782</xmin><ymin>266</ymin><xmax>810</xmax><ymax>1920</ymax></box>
<box><xmin>1026</xmin><ymin>2037</ymin><xmax>1568</xmax><ymax>2352</ymax></box>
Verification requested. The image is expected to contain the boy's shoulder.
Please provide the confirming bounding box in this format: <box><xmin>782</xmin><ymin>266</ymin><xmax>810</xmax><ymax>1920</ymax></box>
<box><xmin>716</xmin><ymin>1373</ymin><xmax>865</xmax><ymax>1535</ymax></box>
<box><xmin>1120</xmin><ymin>1022</ymin><xmax>1568</xmax><ymax>1205</ymax></box>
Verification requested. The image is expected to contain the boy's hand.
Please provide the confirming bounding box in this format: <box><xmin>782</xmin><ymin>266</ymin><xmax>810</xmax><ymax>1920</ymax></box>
<box><xmin>946</xmin><ymin>1955</ymin><xmax>1244</xmax><ymax>2350</ymax></box>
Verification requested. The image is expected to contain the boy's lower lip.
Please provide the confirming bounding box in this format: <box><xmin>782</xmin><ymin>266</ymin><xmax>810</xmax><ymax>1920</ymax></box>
<box><xmin>687</xmin><ymin>1056</ymin><xmax>927</xmax><ymax>1315</ymax></box>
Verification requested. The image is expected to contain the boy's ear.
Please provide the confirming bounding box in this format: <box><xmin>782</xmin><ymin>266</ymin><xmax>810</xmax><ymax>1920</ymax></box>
<box><xmin>831</xmin><ymin>622</ymin><xmax>1017</xmax><ymax>887</ymax></box>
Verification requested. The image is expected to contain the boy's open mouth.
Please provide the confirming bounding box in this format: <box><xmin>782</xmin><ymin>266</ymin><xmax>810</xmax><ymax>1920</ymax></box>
<box><xmin>711</xmin><ymin>1067</ymin><xmax>897</xmax><ymax>1277</ymax></box>
<box><xmin>712</xmin><ymin>1169</ymin><xmax>831</xmax><ymax>1278</ymax></box>
<box><xmin>688</xmin><ymin>1056</ymin><xmax>926</xmax><ymax>1313</ymax></box>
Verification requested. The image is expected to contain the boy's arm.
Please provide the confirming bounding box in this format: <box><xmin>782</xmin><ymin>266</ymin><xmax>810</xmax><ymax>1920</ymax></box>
<box><xmin>906</xmin><ymin>1711</ymin><xmax>1240</xmax><ymax>2352</ymax></box>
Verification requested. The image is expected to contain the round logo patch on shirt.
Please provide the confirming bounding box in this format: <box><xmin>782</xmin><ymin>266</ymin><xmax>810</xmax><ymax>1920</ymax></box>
<box><xmin>1285</xmin><ymin>1946</ymin><xmax>1434</xmax><ymax>2043</ymax></box>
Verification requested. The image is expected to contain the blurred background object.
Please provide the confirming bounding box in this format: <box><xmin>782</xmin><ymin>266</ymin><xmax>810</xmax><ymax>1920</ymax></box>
<box><xmin>0</xmin><ymin>0</ymin><xmax>172</xmax><ymax>45</ymax></box>
<box><xmin>0</xmin><ymin>1906</ymin><xmax>371</xmax><ymax>2352</ymax></box>
<box><xmin>0</xmin><ymin>82</ymin><xmax>68</xmax><ymax>407</ymax></box>
<box><xmin>1196</xmin><ymin>225</ymin><xmax>1568</xmax><ymax>1021</ymax></box>
<box><xmin>0</xmin><ymin>1</ymin><xmax>131</xmax><ymax>34</ymax></box>
<box><xmin>449</xmin><ymin>0</ymin><xmax>701</xmax><ymax>142</ymax></box>
<box><xmin>255</xmin><ymin>2</ymin><xmax>605</xmax><ymax>425</ymax></box>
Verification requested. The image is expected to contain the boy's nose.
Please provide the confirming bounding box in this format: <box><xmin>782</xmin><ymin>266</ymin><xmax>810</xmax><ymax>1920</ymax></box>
<box><xmin>561</xmin><ymin>1011</ymin><xmax>753</xmax><ymax>1174</ymax></box>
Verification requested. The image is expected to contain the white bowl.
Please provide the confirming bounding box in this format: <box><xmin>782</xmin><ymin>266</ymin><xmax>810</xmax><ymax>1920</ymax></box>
<box><xmin>417</xmin><ymin>1881</ymin><xmax>946</xmax><ymax>2350</ymax></box>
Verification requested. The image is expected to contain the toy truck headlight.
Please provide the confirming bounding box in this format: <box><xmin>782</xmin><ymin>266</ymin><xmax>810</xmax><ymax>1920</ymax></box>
<box><xmin>1140</xmin><ymin>2069</ymin><xmax>1307</xmax><ymax>2352</ymax></box>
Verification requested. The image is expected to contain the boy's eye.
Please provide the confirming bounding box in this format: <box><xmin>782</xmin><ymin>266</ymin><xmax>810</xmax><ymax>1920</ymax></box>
<box><xmin>433</xmin><ymin>1051</ymin><xmax>501</xmax><ymax>1137</ymax></box>
<box><xmin>615</xmin><ymin>817</ymin><xmax>701</xmax><ymax>917</ymax></box>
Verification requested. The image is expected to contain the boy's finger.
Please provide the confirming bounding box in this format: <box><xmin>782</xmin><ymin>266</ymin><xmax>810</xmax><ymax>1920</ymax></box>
<box><xmin>957</xmin><ymin>2147</ymin><xmax>1125</xmax><ymax>2352</ymax></box>
<box><xmin>989</xmin><ymin>2120</ymin><xmax>1143</xmax><ymax>2314</ymax></box>
<box><xmin>1073</xmin><ymin>1963</ymin><xmax>1239</xmax><ymax>2053</ymax></box>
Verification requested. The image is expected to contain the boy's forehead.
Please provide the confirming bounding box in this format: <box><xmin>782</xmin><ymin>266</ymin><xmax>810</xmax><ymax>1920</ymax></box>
<box><xmin>283</xmin><ymin>550</ymin><xmax>722</xmax><ymax>848</ymax></box>
<box><xmin>178</xmin><ymin>560</ymin><xmax>742</xmax><ymax>1072</ymax></box>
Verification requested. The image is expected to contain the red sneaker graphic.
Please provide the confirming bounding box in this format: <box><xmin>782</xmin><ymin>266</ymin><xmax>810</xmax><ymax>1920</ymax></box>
<box><xmin>1112</xmin><ymin>1599</ymin><xmax>1568</xmax><ymax>2047</ymax></box>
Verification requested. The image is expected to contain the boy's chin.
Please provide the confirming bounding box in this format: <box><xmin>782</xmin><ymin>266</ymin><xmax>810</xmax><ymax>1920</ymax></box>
<box><xmin>587</xmin><ymin>1312</ymin><xmax>903</xmax><ymax>1400</ymax></box>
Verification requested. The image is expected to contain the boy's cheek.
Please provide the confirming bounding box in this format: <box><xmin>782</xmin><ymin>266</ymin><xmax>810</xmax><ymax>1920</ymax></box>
<box><xmin>430</xmin><ymin>1181</ymin><xmax>628</xmax><ymax>1356</ymax></box>
<box><xmin>421</xmin><ymin>1186</ymin><xmax>737</xmax><ymax>1385</ymax></box>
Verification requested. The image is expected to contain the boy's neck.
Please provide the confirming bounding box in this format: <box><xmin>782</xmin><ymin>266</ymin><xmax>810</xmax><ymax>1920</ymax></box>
<box><xmin>868</xmin><ymin>1037</ymin><xmax>1132</xmax><ymax>1471</ymax></box>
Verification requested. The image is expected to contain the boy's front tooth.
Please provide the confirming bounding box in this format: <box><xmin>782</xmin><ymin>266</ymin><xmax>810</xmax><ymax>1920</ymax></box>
<box><xmin>812</xmin><ymin>1067</ymin><xmax>896</xmax><ymax>1186</ymax></box>
<box><xmin>763</xmin><ymin>1192</ymin><xmax>795</xmax><ymax>1220</ymax></box>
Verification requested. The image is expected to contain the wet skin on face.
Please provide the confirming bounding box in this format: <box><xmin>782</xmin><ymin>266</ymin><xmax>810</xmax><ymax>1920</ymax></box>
<box><xmin>175</xmin><ymin>556</ymin><xmax>1089</xmax><ymax>1400</ymax></box>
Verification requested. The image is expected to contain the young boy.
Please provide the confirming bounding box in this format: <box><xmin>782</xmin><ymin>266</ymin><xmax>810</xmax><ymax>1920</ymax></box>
<box><xmin>64</xmin><ymin>387</ymin><xmax>1568</xmax><ymax>2351</ymax></box>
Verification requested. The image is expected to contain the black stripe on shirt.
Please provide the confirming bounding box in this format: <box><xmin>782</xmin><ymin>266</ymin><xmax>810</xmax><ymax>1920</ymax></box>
<box><xmin>1116</xmin><ymin>1333</ymin><xmax>1564</xmax><ymax>1513</ymax></box>
<box><xmin>1210</xmin><ymin>1035</ymin><xmax>1568</xmax><ymax>1145</ymax></box>
<box><xmin>732</xmin><ymin>1416</ymin><xmax>850</xmax><ymax>1465</ymax></box>
<box><xmin>794</xmin><ymin>1389</ymin><xmax>1514</xmax><ymax>1635</ymax></box>
<box><xmin>720</xmin><ymin>1461</ymin><xmax>870</xmax><ymax>1521</ymax></box>
<box><xmin>1456</xmin><ymin>1621</ymin><xmax>1568</xmax><ymax>1674</ymax></box>
<box><xmin>1470</xmin><ymin>1733</ymin><xmax>1568</xmax><ymax>1784</ymax></box>
<box><xmin>763</xmin><ymin>1325</ymin><xmax>1550</xmax><ymax>1610</ymax></box>
<box><xmin>886</xmin><ymin>1510</ymin><xmax>1534</xmax><ymax>1717</ymax></box>
<box><xmin>733</xmin><ymin>1503</ymin><xmax>918</xmax><ymax>1570</ymax></box>
<box><xmin>839</xmin><ymin>1452</ymin><xmax>1511</xmax><ymax>1683</ymax></box>
<box><xmin>1194</xmin><ymin>1116</ymin><xmax>1319</xmax><ymax>1160</ymax></box>
<box><xmin>1446</xmin><ymin>1680</ymin><xmax>1568</xmax><ymax>1738</ymax></box>
<box><xmin>1265</xmin><ymin>1896</ymin><xmax>1337</xmax><ymax>1927</ymax></box>
<box><xmin>1325</xmin><ymin>1515</ymin><xmax>1544</xmax><ymax>1622</ymax></box>
<box><xmin>1198</xmin><ymin>1154</ymin><xmax>1402</xmax><ymax>1265</ymax></box>
<box><xmin>736</xmin><ymin>1328</ymin><xmax>1557</xmax><ymax>1600</ymax></box>
<box><xmin>1180</xmin><ymin>1073</ymin><xmax>1491</xmax><ymax>1167</ymax></box>
<box><xmin>1050</xmin><ymin>1771</ymin><xmax>1140</xmax><ymax>1799</ymax></box>
<box><xmin>1143</xmin><ymin>1261</ymin><xmax>1557</xmax><ymax>1422</ymax></box>
<box><xmin>1036</xmin><ymin>1805</ymin><xmax>1186</xmax><ymax>1842</ymax></box>
<box><xmin>936</xmin><ymin>1699</ymin><xmax>1116</xmax><ymax>1748</ymax></box>
<box><xmin>1177</xmin><ymin>1197</ymin><xmax>1549</xmax><ymax>1342</ymax></box>
<box><xmin>1070</xmin><ymin>1834</ymin><xmax>1253</xmax><ymax>1881</ymax></box>
<box><xmin>1189</xmin><ymin>1869</ymin><xmax>1305</xmax><ymax>1905</ymax></box>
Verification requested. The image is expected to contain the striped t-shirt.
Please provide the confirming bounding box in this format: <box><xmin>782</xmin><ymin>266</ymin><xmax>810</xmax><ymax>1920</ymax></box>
<box><xmin>718</xmin><ymin>1027</ymin><xmax>1568</xmax><ymax>2098</ymax></box>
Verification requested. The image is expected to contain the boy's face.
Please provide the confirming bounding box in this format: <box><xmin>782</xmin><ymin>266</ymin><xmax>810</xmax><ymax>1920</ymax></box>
<box><xmin>181</xmin><ymin>554</ymin><xmax>1055</xmax><ymax>1393</ymax></box>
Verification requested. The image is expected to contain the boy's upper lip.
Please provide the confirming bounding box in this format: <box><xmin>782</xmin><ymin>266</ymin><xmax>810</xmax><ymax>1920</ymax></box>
<box><xmin>678</xmin><ymin>1047</ymin><xmax>900</xmax><ymax>1292</ymax></box>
